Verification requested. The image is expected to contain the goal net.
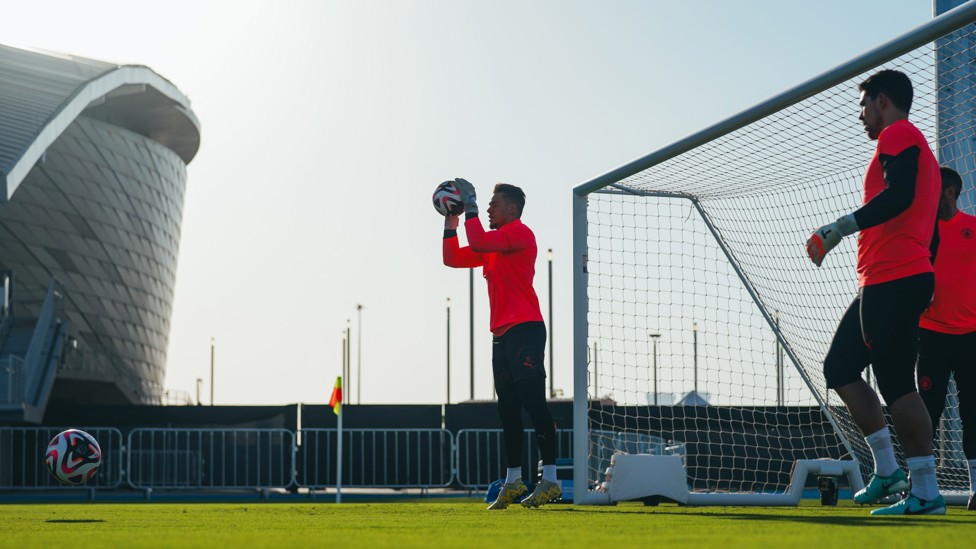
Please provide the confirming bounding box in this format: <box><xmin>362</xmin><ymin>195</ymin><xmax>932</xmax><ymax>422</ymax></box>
<box><xmin>572</xmin><ymin>5</ymin><xmax>976</xmax><ymax>504</ymax></box>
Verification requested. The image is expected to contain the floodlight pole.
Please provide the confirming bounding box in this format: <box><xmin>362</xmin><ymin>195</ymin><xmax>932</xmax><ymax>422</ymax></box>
<box><xmin>548</xmin><ymin>248</ymin><xmax>554</xmax><ymax>398</ymax></box>
<box><xmin>593</xmin><ymin>341</ymin><xmax>599</xmax><ymax>398</ymax></box>
<box><xmin>649</xmin><ymin>333</ymin><xmax>661</xmax><ymax>405</ymax></box>
<box><xmin>775</xmin><ymin>311</ymin><xmax>784</xmax><ymax>406</ymax></box>
<box><xmin>469</xmin><ymin>268</ymin><xmax>474</xmax><ymax>400</ymax></box>
<box><xmin>693</xmin><ymin>322</ymin><xmax>698</xmax><ymax>397</ymax></box>
<box><xmin>446</xmin><ymin>298</ymin><xmax>451</xmax><ymax>405</ymax></box>
<box><xmin>356</xmin><ymin>304</ymin><xmax>362</xmax><ymax>404</ymax></box>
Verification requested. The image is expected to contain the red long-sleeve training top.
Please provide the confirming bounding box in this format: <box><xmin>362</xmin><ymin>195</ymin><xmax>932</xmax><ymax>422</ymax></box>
<box><xmin>443</xmin><ymin>217</ymin><xmax>544</xmax><ymax>336</ymax></box>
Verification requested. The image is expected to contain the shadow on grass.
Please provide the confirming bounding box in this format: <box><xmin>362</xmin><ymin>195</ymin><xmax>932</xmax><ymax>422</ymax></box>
<box><xmin>545</xmin><ymin>507</ymin><xmax>956</xmax><ymax>527</ymax></box>
<box><xmin>45</xmin><ymin>519</ymin><xmax>106</xmax><ymax>524</ymax></box>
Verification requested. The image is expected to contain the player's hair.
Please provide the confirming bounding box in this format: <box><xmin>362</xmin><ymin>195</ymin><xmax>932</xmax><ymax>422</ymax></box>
<box><xmin>940</xmin><ymin>166</ymin><xmax>963</xmax><ymax>197</ymax></box>
<box><xmin>859</xmin><ymin>69</ymin><xmax>913</xmax><ymax>113</ymax></box>
<box><xmin>493</xmin><ymin>183</ymin><xmax>526</xmax><ymax>217</ymax></box>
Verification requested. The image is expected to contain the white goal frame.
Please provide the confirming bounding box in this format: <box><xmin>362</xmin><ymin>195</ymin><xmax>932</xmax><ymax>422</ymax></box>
<box><xmin>572</xmin><ymin>1</ymin><xmax>976</xmax><ymax>505</ymax></box>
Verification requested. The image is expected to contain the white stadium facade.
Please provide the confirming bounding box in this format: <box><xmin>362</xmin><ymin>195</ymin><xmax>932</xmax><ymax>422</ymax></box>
<box><xmin>0</xmin><ymin>44</ymin><xmax>199</xmax><ymax>421</ymax></box>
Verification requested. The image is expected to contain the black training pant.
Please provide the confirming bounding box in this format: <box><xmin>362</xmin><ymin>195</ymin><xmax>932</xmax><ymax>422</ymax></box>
<box><xmin>492</xmin><ymin>321</ymin><xmax>556</xmax><ymax>470</ymax></box>
<box><xmin>917</xmin><ymin>328</ymin><xmax>976</xmax><ymax>459</ymax></box>
<box><xmin>824</xmin><ymin>272</ymin><xmax>934</xmax><ymax>405</ymax></box>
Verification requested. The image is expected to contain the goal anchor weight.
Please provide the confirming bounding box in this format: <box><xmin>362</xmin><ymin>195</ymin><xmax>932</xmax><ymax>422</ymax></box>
<box><xmin>580</xmin><ymin>455</ymin><xmax>865</xmax><ymax>506</ymax></box>
<box><xmin>818</xmin><ymin>476</ymin><xmax>838</xmax><ymax>506</ymax></box>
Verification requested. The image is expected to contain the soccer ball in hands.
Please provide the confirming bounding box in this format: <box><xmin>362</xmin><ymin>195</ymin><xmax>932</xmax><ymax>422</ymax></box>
<box><xmin>432</xmin><ymin>180</ymin><xmax>464</xmax><ymax>217</ymax></box>
<box><xmin>45</xmin><ymin>429</ymin><xmax>102</xmax><ymax>485</ymax></box>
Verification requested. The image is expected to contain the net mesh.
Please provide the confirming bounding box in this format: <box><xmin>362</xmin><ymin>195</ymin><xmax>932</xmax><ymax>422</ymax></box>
<box><xmin>583</xmin><ymin>24</ymin><xmax>976</xmax><ymax>495</ymax></box>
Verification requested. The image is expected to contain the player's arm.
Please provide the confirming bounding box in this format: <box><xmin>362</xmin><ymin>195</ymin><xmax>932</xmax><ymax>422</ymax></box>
<box><xmin>464</xmin><ymin>217</ymin><xmax>533</xmax><ymax>253</ymax></box>
<box><xmin>443</xmin><ymin>215</ymin><xmax>484</xmax><ymax>268</ymax></box>
<box><xmin>849</xmin><ymin>146</ymin><xmax>921</xmax><ymax>230</ymax></box>
<box><xmin>806</xmin><ymin>145</ymin><xmax>921</xmax><ymax>267</ymax></box>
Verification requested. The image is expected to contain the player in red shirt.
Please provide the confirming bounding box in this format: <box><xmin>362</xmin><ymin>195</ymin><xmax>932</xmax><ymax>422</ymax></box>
<box><xmin>805</xmin><ymin>70</ymin><xmax>944</xmax><ymax>515</ymax></box>
<box><xmin>916</xmin><ymin>167</ymin><xmax>976</xmax><ymax>511</ymax></box>
<box><xmin>442</xmin><ymin>178</ymin><xmax>560</xmax><ymax>509</ymax></box>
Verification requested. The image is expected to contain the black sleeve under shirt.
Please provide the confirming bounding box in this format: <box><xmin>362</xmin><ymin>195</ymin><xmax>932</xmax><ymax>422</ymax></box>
<box><xmin>852</xmin><ymin>145</ymin><xmax>921</xmax><ymax>231</ymax></box>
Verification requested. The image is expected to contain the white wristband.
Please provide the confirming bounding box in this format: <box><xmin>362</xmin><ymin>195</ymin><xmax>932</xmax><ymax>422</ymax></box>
<box><xmin>835</xmin><ymin>213</ymin><xmax>859</xmax><ymax>237</ymax></box>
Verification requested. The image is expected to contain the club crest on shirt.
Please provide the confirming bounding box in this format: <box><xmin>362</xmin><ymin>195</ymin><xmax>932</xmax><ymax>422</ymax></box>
<box><xmin>962</xmin><ymin>228</ymin><xmax>974</xmax><ymax>240</ymax></box>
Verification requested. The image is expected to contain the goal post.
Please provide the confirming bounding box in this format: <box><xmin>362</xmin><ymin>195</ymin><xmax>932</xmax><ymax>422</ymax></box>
<box><xmin>572</xmin><ymin>2</ymin><xmax>976</xmax><ymax>505</ymax></box>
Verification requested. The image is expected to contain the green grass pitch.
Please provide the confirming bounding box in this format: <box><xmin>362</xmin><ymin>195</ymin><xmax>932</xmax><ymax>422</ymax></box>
<box><xmin>2</xmin><ymin>499</ymin><xmax>974</xmax><ymax>548</ymax></box>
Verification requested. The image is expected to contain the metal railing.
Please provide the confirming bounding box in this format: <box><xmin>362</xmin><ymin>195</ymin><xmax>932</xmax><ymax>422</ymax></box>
<box><xmin>296</xmin><ymin>429</ymin><xmax>454</xmax><ymax>489</ymax></box>
<box><xmin>0</xmin><ymin>427</ymin><xmax>124</xmax><ymax>489</ymax></box>
<box><xmin>0</xmin><ymin>355</ymin><xmax>25</xmax><ymax>404</ymax></box>
<box><xmin>0</xmin><ymin>270</ymin><xmax>11</xmax><ymax>350</ymax></box>
<box><xmin>455</xmin><ymin>429</ymin><xmax>575</xmax><ymax>489</ymax></box>
<box><xmin>126</xmin><ymin>429</ymin><xmax>296</xmax><ymax>489</ymax></box>
<box><xmin>0</xmin><ymin>426</ymin><xmax>676</xmax><ymax>492</ymax></box>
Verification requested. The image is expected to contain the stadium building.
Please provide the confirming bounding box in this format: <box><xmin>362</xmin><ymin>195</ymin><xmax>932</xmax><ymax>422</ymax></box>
<box><xmin>0</xmin><ymin>44</ymin><xmax>200</xmax><ymax>422</ymax></box>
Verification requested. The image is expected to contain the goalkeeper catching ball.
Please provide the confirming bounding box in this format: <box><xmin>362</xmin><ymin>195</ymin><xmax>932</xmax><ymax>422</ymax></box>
<box><xmin>442</xmin><ymin>178</ymin><xmax>560</xmax><ymax>510</ymax></box>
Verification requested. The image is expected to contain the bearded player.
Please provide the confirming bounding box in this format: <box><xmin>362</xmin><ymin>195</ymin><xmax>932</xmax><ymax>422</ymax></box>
<box><xmin>806</xmin><ymin>69</ymin><xmax>943</xmax><ymax>515</ymax></box>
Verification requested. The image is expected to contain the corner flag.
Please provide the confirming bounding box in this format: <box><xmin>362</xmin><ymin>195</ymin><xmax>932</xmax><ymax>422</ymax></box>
<box><xmin>329</xmin><ymin>376</ymin><xmax>342</xmax><ymax>415</ymax></box>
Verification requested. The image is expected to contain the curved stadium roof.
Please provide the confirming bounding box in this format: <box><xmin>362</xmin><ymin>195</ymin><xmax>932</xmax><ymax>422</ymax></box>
<box><xmin>0</xmin><ymin>44</ymin><xmax>201</xmax><ymax>202</ymax></box>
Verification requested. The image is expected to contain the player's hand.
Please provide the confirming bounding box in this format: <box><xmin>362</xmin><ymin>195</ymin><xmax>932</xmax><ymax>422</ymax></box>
<box><xmin>806</xmin><ymin>222</ymin><xmax>843</xmax><ymax>267</ymax></box>
<box><xmin>454</xmin><ymin>178</ymin><xmax>478</xmax><ymax>214</ymax></box>
<box><xmin>805</xmin><ymin>213</ymin><xmax>858</xmax><ymax>267</ymax></box>
<box><xmin>444</xmin><ymin>214</ymin><xmax>459</xmax><ymax>231</ymax></box>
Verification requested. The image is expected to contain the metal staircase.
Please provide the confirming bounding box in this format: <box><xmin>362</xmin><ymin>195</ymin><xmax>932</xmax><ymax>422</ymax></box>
<box><xmin>0</xmin><ymin>276</ymin><xmax>68</xmax><ymax>424</ymax></box>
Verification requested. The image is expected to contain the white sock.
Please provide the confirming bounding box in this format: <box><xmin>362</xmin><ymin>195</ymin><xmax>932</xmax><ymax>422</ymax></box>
<box><xmin>505</xmin><ymin>467</ymin><xmax>521</xmax><ymax>484</ymax></box>
<box><xmin>542</xmin><ymin>465</ymin><xmax>557</xmax><ymax>483</ymax></box>
<box><xmin>968</xmin><ymin>459</ymin><xmax>976</xmax><ymax>494</ymax></box>
<box><xmin>906</xmin><ymin>455</ymin><xmax>939</xmax><ymax>501</ymax></box>
<box><xmin>865</xmin><ymin>427</ymin><xmax>898</xmax><ymax>477</ymax></box>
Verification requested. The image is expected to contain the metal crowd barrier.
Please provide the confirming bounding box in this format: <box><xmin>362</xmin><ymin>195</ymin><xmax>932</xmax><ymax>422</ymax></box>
<box><xmin>0</xmin><ymin>427</ymin><xmax>598</xmax><ymax>492</ymax></box>
<box><xmin>455</xmin><ymin>429</ymin><xmax>576</xmax><ymax>489</ymax></box>
<box><xmin>296</xmin><ymin>429</ymin><xmax>454</xmax><ymax>489</ymax></box>
<box><xmin>127</xmin><ymin>428</ymin><xmax>295</xmax><ymax>489</ymax></box>
<box><xmin>0</xmin><ymin>427</ymin><xmax>124</xmax><ymax>489</ymax></box>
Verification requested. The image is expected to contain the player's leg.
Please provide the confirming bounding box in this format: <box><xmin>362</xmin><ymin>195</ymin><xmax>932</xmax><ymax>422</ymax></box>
<box><xmin>915</xmin><ymin>329</ymin><xmax>953</xmax><ymax>453</ymax></box>
<box><xmin>506</xmin><ymin>323</ymin><xmax>556</xmax><ymax>467</ymax></box>
<box><xmin>494</xmin><ymin>321</ymin><xmax>560</xmax><ymax>508</ymax></box>
<box><xmin>824</xmin><ymin>296</ymin><xmax>907</xmax><ymax>504</ymax></box>
<box><xmin>515</xmin><ymin>374</ymin><xmax>561</xmax><ymax>508</ymax></box>
<box><xmin>516</xmin><ymin>376</ymin><xmax>556</xmax><ymax>468</ymax></box>
<box><xmin>826</xmin><ymin>296</ymin><xmax>885</xmax><ymax>435</ymax></box>
<box><xmin>948</xmin><ymin>331</ymin><xmax>976</xmax><ymax>509</ymax></box>
<box><xmin>486</xmin><ymin>334</ymin><xmax>528</xmax><ymax>510</ymax></box>
<box><xmin>865</xmin><ymin>273</ymin><xmax>944</xmax><ymax>516</ymax></box>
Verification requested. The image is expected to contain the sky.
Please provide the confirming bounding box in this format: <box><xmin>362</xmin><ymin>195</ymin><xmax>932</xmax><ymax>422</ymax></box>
<box><xmin>2</xmin><ymin>0</ymin><xmax>937</xmax><ymax>406</ymax></box>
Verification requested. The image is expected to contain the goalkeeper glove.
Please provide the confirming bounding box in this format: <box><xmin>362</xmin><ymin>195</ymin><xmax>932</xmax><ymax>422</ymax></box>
<box><xmin>454</xmin><ymin>177</ymin><xmax>478</xmax><ymax>215</ymax></box>
<box><xmin>806</xmin><ymin>213</ymin><xmax>858</xmax><ymax>267</ymax></box>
